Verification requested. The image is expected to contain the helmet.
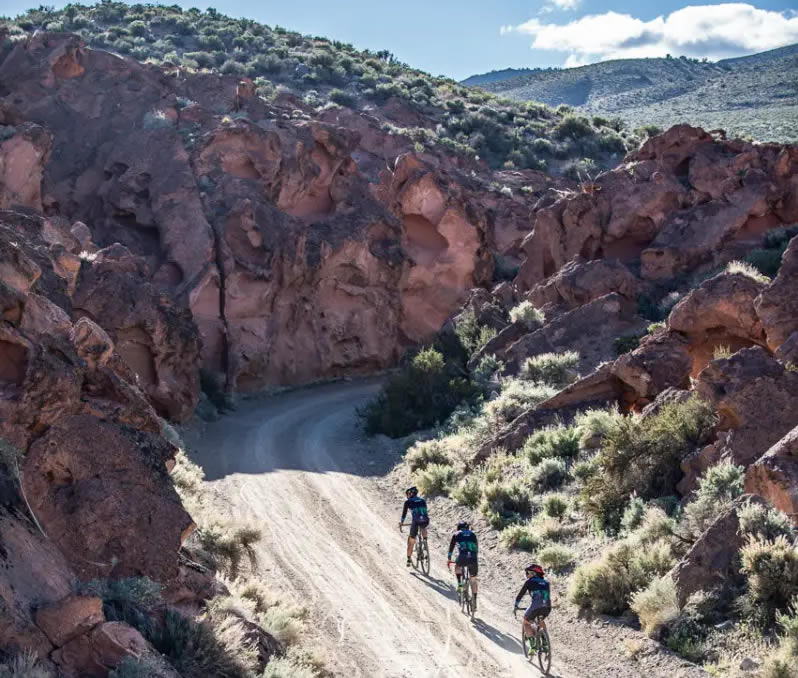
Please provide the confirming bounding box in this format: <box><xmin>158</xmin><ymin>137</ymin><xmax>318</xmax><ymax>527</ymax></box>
<box><xmin>457</xmin><ymin>520</ymin><xmax>470</xmax><ymax>531</ymax></box>
<box><xmin>405</xmin><ymin>486</ymin><xmax>418</xmax><ymax>497</ymax></box>
<box><xmin>525</xmin><ymin>564</ymin><xmax>545</xmax><ymax>577</ymax></box>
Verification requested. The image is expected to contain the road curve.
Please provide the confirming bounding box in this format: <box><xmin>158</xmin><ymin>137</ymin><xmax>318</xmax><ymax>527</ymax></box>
<box><xmin>193</xmin><ymin>380</ymin><xmax>574</xmax><ymax>678</ymax></box>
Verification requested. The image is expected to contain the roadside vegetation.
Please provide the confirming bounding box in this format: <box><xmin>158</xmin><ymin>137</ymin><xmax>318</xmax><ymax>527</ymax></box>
<box><xmin>3</xmin><ymin>2</ymin><xmax>644</xmax><ymax>171</ymax></box>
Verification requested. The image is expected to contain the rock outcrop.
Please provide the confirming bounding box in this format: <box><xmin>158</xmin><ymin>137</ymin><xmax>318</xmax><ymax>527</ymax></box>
<box><xmin>745</xmin><ymin>426</ymin><xmax>798</xmax><ymax>520</ymax></box>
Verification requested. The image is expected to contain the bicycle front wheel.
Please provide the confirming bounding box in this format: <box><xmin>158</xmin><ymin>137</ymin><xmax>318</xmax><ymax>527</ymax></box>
<box><xmin>521</xmin><ymin>624</ymin><xmax>531</xmax><ymax>659</ymax></box>
<box><xmin>419</xmin><ymin>539</ymin><xmax>430</xmax><ymax>575</ymax></box>
<box><xmin>537</xmin><ymin>627</ymin><xmax>551</xmax><ymax>675</ymax></box>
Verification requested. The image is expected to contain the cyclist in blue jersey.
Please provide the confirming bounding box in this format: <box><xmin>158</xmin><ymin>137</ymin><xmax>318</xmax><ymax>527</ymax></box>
<box><xmin>399</xmin><ymin>486</ymin><xmax>429</xmax><ymax>567</ymax></box>
<box><xmin>447</xmin><ymin>520</ymin><xmax>479</xmax><ymax>611</ymax></box>
<box><xmin>514</xmin><ymin>563</ymin><xmax>552</xmax><ymax>643</ymax></box>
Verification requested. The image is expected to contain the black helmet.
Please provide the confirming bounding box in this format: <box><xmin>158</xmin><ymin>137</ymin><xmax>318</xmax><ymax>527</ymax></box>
<box><xmin>405</xmin><ymin>486</ymin><xmax>418</xmax><ymax>497</ymax></box>
<box><xmin>457</xmin><ymin>520</ymin><xmax>470</xmax><ymax>531</ymax></box>
<box><xmin>525</xmin><ymin>563</ymin><xmax>545</xmax><ymax>577</ymax></box>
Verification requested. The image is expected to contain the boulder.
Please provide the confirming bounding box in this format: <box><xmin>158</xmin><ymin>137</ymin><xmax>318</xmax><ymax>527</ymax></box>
<box><xmin>695</xmin><ymin>347</ymin><xmax>798</xmax><ymax>468</ymax></box>
<box><xmin>35</xmin><ymin>595</ymin><xmax>104</xmax><ymax>648</ymax></box>
<box><xmin>670</xmin><ymin>495</ymin><xmax>767</xmax><ymax>607</ymax></box>
<box><xmin>22</xmin><ymin>415</ymin><xmax>194</xmax><ymax>582</ymax></box>
<box><xmin>755</xmin><ymin>235</ymin><xmax>798</xmax><ymax>352</ymax></box>
<box><xmin>70</xmin><ymin>317</ymin><xmax>114</xmax><ymax>369</ymax></box>
<box><xmin>52</xmin><ymin>621</ymin><xmax>149</xmax><ymax>678</ymax></box>
<box><xmin>745</xmin><ymin>426</ymin><xmax>798</xmax><ymax>521</ymax></box>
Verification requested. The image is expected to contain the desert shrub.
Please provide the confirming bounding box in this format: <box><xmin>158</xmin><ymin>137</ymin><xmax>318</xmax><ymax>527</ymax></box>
<box><xmin>572</xmin><ymin>457</ymin><xmax>598</xmax><ymax>482</ymax></box>
<box><xmin>509</xmin><ymin>301</ymin><xmax>545</xmax><ymax>331</ymax></box>
<box><xmin>361</xmin><ymin>347</ymin><xmax>475</xmax><ymax>437</ymax></box>
<box><xmin>500</xmin><ymin>522</ymin><xmax>541</xmax><ymax>551</ymax></box>
<box><xmin>554</xmin><ymin>114</ymin><xmax>594</xmax><ymax>140</ymax></box>
<box><xmin>662</xmin><ymin>592</ymin><xmax>713</xmax><ymax>662</ymax></box>
<box><xmin>630</xmin><ymin>576</ymin><xmax>680</xmax><ymax>637</ymax></box>
<box><xmin>727</xmin><ymin>259</ymin><xmax>770</xmax><ymax>283</ymax></box>
<box><xmin>454</xmin><ymin>309</ymin><xmax>498</xmax><ymax>356</ymax></box>
<box><xmin>574</xmin><ymin>406</ymin><xmax>621</xmax><ymax>449</ymax></box>
<box><xmin>761</xmin><ymin>599</ymin><xmax>798</xmax><ymax>678</ymax></box>
<box><xmin>621</xmin><ymin>495</ymin><xmax>646</xmax><ymax>532</ymax></box>
<box><xmin>740</xmin><ymin>536</ymin><xmax>798</xmax><ymax>622</ymax></box>
<box><xmin>79</xmin><ymin>577</ymin><xmax>162</xmax><ymax>636</ymax></box>
<box><xmin>484</xmin><ymin>379</ymin><xmax>556</xmax><ymax>423</ymax></box>
<box><xmin>196</xmin><ymin>524</ymin><xmax>261</xmax><ymax>577</ymax></box>
<box><xmin>405</xmin><ymin>439</ymin><xmax>450</xmax><ymax>471</ymax></box>
<box><xmin>262</xmin><ymin>655</ymin><xmax>318</xmax><ymax>678</ymax></box>
<box><xmin>738</xmin><ymin>501</ymin><xmax>796</xmax><ymax>542</ymax></box>
<box><xmin>635</xmin><ymin>506</ymin><xmax>678</xmax><ymax>544</ymax></box>
<box><xmin>142</xmin><ymin>109</ymin><xmax>174</xmax><ymax>129</ymax></box>
<box><xmin>681</xmin><ymin>461</ymin><xmax>744</xmax><ymax>539</ymax></box>
<box><xmin>614</xmin><ymin>334</ymin><xmax>641</xmax><ymax>355</ymax></box>
<box><xmin>529</xmin><ymin>458</ymin><xmax>569</xmax><ymax>490</ymax></box>
<box><xmin>481</xmin><ymin>479</ymin><xmax>532</xmax><ymax>527</ymax></box>
<box><xmin>415</xmin><ymin>462</ymin><xmax>457</xmax><ymax>496</ymax></box>
<box><xmin>538</xmin><ymin>544</ymin><xmax>574</xmax><ymax>572</ymax></box>
<box><xmin>109</xmin><ymin>657</ymin><xmax>160</xmax><ymax>678</ymax></box>
<box><xmin>713</xmin><ymin>344</ymin><xmax>732</xmax><ymax>359</ymax></box>
<box><xmin>569</xmin><ymin>538</ymin><xmax>675</xmax><ymax>614</ymax></box>
<box><xmin>745</xmin><ymin>249</ymin><xmax>785</xmax><ymax>278</ymax></box>
<box><xmin>0</xmin><ymin>651</ymin><xmax>49</xmax><ymax>678</ymax></box>
<box><xmin>200</xmin><ymin>369</ymin><xmax>228</xmax><ymax>411</ymax></box>
<box><xmin>542</xmin><ymin>493</ymin><xmax>569</xmax><ymax>518</ymax></box>
<box><xmin>151</xmin><ymin>608</ymin><xmax>257</xmax><ymax>678</ymax></box>
<box><xmin>170</xmin><ymin>448</ymin><xmax>205</xmax><ymax>502</ymax></box>
<box><xmin>532</xmin><ymin>514</ymin><xmax>573</xmax><ymax>542</ymax></box>
<box><xmin>520</xmin><ymin>351</ymin><xmax>579</xmax><ymax>387</ymax></box>
<box><xmin>582</xmin><ymin>397</ymin><xmax>716</xmax><ymax>532</ymax></box>
<box><xmin>451</xmin><ymin>475</ymin><xmax>482</xmax><ymax>508</ymax></box>
<box><xmin>647</xmin><ymin>321</ymin><xmax>666</xmax><ymax>334</ymax></box>
<box><xmin>523</xmin><ymin>425</ymin><xmax>580</xmax><ymax>465</ymax></box>
<box><xmin>328</xmin><ymin>88</ymin><xmax>355</xmax><ymax>107</ymax></box>
<box><xmin>472</xmin><ymin>353</ymin><xmax>503</xmax><ymax>390</ymax></box>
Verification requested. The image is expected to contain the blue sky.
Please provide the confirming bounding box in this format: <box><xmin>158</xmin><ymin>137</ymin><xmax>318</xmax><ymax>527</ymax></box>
<box><xmin>6</xmin><ymin>1</ymin><xmax>798</xmax><ymax>79</ymax></box>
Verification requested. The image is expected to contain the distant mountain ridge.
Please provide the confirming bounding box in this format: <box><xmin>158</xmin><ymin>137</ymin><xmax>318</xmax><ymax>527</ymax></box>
<box><xmin>463</xmin><ymin>44</ymin><xmax>798</xmax><ymax>143</ymax></box>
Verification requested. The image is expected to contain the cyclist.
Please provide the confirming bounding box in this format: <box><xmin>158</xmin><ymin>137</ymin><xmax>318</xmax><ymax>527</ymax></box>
<box><xmin>514</xmin><ymin>563</ymin><xmax>551</xmax><ymax>645</ymax></box>
<box><xmin>447</xmin><ymin>520</ymin><xmax>479</xmax><ymax>611</ymax></box>
<box><xmin>399</xmin><ymin>486</ymin><xmax>429</xmax><ymax>567</ymax></box>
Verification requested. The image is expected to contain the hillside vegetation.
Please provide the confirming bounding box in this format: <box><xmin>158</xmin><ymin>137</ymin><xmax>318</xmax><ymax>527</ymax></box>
<box><xmin>466</xmin><ymin>45</ymin><xmax>798</xmax><ymax>144</ymax></box>
<box><xmin>2</xmin><ymin>2</ymin><xmax>647</xmax><ymax>172</ymax></box>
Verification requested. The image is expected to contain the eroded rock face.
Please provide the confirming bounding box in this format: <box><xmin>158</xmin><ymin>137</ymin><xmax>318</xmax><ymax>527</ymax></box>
<box><xmin>695</xmin><ymin>347</ymin><xmax>798</xmax><ymax>468</ymax></box>
<box><xmin>745</xmin><ymin>426</ymin><xmax>798</xmax><ymax>521</ymax></box>
<box><xmin>668</xmin><ymin>271</ymin><xmax>767</xmax><ymax>375</ymax></box>
<box><xmin>755</xmin><ymin>235</ymin><xmax>798</xmax><ymax>352</ymax></box>
<box><xmin>0</xmin><ymin>123</ymin><xmax>52</xmax><ymax>211</ymax></box>
<box><xmin>516</xmin><ymin>125</ymin><xmax>798</xmax><ymax>293</ymax></box>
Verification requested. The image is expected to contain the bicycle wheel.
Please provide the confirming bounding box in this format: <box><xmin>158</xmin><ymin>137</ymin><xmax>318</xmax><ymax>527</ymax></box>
<box><xmin>537</xmin><ymin>627</ymin><xmax>551</xmax><ymax>675</ymax></box>
<box><xmin>419</xmin><ymin>539</ymin><xmax>430</xmax><ymax>575</ymax></box>
<box><xmin>521</xmin><ymin>624</ymin><xmax>531</xmax><ymax>660</ymax></box>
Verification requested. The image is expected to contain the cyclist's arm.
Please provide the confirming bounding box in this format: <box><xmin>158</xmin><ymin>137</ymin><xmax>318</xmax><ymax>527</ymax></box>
<box><xmin>400</xmin><ymin>500</ymin><xmax>410</xmax><ymax>523</ymax></box>
<box><xmin>447</xmin><ymin>533</ymin><xmax>457</xmax><ymax>561</ymax></box>
<box><xmin>515</xmin><ymin>579</ymin><xmax>531</xmax><ymax>606</ymax></box>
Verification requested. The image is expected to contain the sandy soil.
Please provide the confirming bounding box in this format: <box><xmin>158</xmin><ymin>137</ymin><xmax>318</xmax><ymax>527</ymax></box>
<box><xmin>191</xmin><ymin>379</ymin><xmax>706</xmax><ymax>678</ymax></box>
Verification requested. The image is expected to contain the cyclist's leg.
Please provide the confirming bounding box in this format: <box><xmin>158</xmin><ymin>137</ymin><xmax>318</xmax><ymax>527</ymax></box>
<box><xmin>407</xmin><ymin>521</ymin><xmax>419</xmax><ymax>561</ymax></box>
<box><xmin>468</xmin><ymin>561</ymin><xmax>479</xmax><ymax>595</ymax></box>
<box><xmin>523</xmin><ymin>604</ymin><xmax>537</xmax><ymax>639</ymax></box>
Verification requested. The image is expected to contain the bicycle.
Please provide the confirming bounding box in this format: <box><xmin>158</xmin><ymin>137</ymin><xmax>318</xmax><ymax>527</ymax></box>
<box><xmin>449</xmin><ymin>561</ymin><xmax>475</xmax><ymax>618</ymax></box>
<box><xmin>399</xmin><ymin>523</ymin><xmax>430</xmax><ymax>575</ymax></box>
<box><xmin>514</xmin><ymin>607</ymin><xmax>552</xmax><ymax>675</ymax></box>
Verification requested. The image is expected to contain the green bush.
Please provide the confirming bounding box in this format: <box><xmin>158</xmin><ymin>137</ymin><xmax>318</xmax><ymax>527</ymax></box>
<box><xmin>110</xmin><ymin>658</ymin><xmax>160</xmax><ymax>678</ymax></box>
<box><xmin>630</xmin><ymin>576</ymin><xmax>680</xmax><ymax>637</ymax></box>
<box><xmin>508</xmin><ymin>301</ymin><xmax>545</xmax><ymax>331</ymax></box>
<box><xmin>500</xmin><ymin>522</ymin><xmax>541</xmax><ymax>551</ymax></box>
<box><xmin>472</xmin><ymin>353</ymin><xmax>503</xmax><ymax>390</ymax></box>
<box><xmin>529</xmin><ymin>458</ymin><xmax>569</xmax><ymax>490</ymax></box>
<box><xmin>621</xmin><ymin>495</ymin><xmax>646</xmax><ymax>532</ymax></box>
<box><xmin>520</xmin><ymin>351</ymin><xmax>579</xmax><ymax>388</ymax></box>
<box><xmin>740</xmin><ymin>536</ymin><xmax>798</xmax><ymax>622</ymax></box>
<box><xmin>523</xmin><ymin>425</ymin><xmax>580</xmax><ymax>465</ymax></box>
<box><xmin>738</xmin><ymin>501</ymin><xmax>796</xmax><ymax>542</ymax></box>
<box><xmin>454</xmin><ymin>309</ymin><xmax>498</xmax><ymax>356</ymax></box>
<box><xmin>572</xmin><ymin>457</ymin><xmax>598</xmax><ymax>482</ymax></box>
<box><xmin>542</xmin><ymin>493</ymin><xmax>569</xmax><ymax>518</ymax></box>
<box><xmin>328</xmin><ymin>88</ymin><xmax>356</xmax><ymax>107</ymax></box>
<box><xmin>574</xmin><ymin>406</ymin><xmax>621</xmax><ymax>449</ymax></box>
<box><xmin>415</xmin><ymin>462</ymin><xmax>457</xmax><ymax>496</ymax></box>
<box><xmin>451</xmin><ymin>475</ymin><xmax>482</xmax><ymax>508</ymax></box>
<box><xmin>481</xmin><ymin>479</ymin><xmax>532</xmax><ymax>527</ymax></box>
<box><xmin>569</xmin><ymin>538</ymin><xmax>675</xmax><ymax>614</ymax></box>
<box><xmin>554</xmin><ymin>114</ymin><xmax>594</xmax><ymax>140</ymax></box>
<box><xmin>405</xmin><ymin>439</ymin><xmax>450</xmax><ymax>472</ymax></box>
<box><xmin>361</xmin><ymin>347</ymin><xmax>475</xmax><ymax>437</ymax></box>
<box><xmin>681</xmin><ymin>461</ymin><xmax>744</xmax><ymax>539</ymax></box>
<box><xmin>582</xmin><ymin>397</ymin><xmax>716</xmax><ymax>532</ymax></box>
<box><xmin>614</xmin><ymin>334</ymin><xmax>641</xmax><ymax>355</ymax></box>
<box><xmin>538</xmin><ymin>544</ymin><xmax>575</xmax><ymax>572</ymax></box>
<box><xmin>761</xmin><ymin>599</ymin><xmax>798</xmax><ymax>678</ymax></box>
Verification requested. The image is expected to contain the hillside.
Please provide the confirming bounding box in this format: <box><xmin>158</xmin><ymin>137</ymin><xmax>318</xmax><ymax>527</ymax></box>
<box><xmin>466</xmin><ymin>44</ymin><xmax>798</xmax><ymax>143</ymax></box>
<box><xmin>1</xmin><ymin>2</ymin><xmax>645</xmax><ymax>174</ymax></box>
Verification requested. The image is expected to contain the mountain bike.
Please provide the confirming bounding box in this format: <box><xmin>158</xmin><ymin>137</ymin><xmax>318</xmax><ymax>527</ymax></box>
<box><xmin>399</xmin><ymin>523</ymin><xmax>430</xmax><ymax>575</ymax></box>
<box><xmin>514</xmin><ymin>607</ymin><xmax>552</xmax><ymax>675</ymax></box>
<box><xmin>450</xmin><ymin>561</ymin><xmax>475</xmax><ymax>618</ymax></box>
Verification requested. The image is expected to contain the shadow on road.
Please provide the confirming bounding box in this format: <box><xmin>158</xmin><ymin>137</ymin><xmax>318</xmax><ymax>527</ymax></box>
<box><xmin>409</xmin><ymin>571</ymin><xmax>459</xmax><ymax>602</ymax></box>
<box><xmin>470</xmin><ymin>617</ymin><xmax>524</xmax><ymax>656</ymax></box>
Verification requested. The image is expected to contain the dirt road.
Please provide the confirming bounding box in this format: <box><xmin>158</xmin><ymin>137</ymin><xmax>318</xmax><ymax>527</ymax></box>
<box><xmin>193</xmin><ymin>380</ymin><xmax>575</xmax><ymax>678</ymax></box>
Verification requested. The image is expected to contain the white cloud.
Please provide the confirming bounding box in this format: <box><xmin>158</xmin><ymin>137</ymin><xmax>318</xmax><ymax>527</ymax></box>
<box><xmin>506</xmin><ymin>3</ymin><xmax>798</xmax><ymax>65</ymax></box>
<box><xmin>549</xmin><ymin>0</ymin><xmax>581</xmax><ymax>9</ymax></box>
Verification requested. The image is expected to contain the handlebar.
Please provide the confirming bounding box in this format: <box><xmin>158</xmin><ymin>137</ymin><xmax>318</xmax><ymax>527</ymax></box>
<box><xmin>398</xmin><ymin>522</ymin><xmax>404</xmax><ymax>532</ymax></box>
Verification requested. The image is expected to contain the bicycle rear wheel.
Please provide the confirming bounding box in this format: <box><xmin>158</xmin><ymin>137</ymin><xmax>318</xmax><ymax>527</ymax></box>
<box><xmin>537</xmin><ymin>627</ymin><xmax>551</xmax><ymax>675</ymax></box>
<box><xmin>418</xmin><ymin>538</ymin><xmax>430</xmax><ymax>575</ymax></box>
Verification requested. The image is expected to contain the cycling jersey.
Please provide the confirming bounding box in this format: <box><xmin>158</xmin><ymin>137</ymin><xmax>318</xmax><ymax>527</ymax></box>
<box><xmin>401</xmin><ymin>496</ymin><xmax>429</xmax><ymax>525</ymax></box>
<box><xmin>515</xmin><ymin>575</ymin><xmax>551</xmax><ymax>620</ymax></box>
<box><xmin>448</xmin><ymin>529</ymin><xmax>478</xmax><ymax>562</ymax></box>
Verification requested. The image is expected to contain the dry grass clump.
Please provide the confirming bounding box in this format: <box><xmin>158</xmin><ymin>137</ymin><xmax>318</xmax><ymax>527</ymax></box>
<box><xmin>630</xmin><ymin>576</ymin><xmax>680</xmax><ymax>637</ymax></box>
